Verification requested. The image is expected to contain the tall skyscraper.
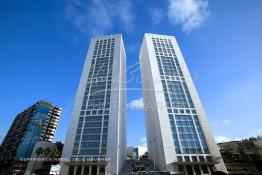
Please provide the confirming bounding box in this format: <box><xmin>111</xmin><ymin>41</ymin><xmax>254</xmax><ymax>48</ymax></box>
<box><xmin>60</xmin><ymin>34</ymin><xmax>126</xmax><ymax>175</ymax></box>
<box><xmin>139</xmin><ymin>33</ymin><xmax>227</xmax><ymax>174</ymax></box>
<box><xmin>0</xmin><ymin>100</ymin><xmax>62</xmax><ymax>173</ymax></box>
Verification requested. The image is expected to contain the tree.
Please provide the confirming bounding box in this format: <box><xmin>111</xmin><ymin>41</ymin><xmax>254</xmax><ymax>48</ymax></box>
<box><xmin>50</xmin><ymin>148</ymin><xmax>60</xmax><ymax>166</ymax></box>
<box><xmin>43</xmin><ymin>148</ymin><xmax>51</xmax><ymax>157</ymax></box>
<box><xmin>31</xmin><ymin>147</ymin><xmax>43</xmax><ymax>173</ymax></box>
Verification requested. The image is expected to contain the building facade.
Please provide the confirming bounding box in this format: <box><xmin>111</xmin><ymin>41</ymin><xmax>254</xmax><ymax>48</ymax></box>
<box><xmin>24</xmin><ymin>141</ymin><xmax>63</xmax><ymax>175</ymax></box>
<box><xmin>218</xmin><ymin>137</ymin><xmax>262</xmax><ymax>175</ymax></box>
<box><xmin>0</xmin><ymin>100</ymin><xmax>62</xmax><ymax>174</ymax></box>
<box><xmin>139</xmin><ymin>33</ymin><xmax>227</xmax><ymax>174</ymax></box>
<box><xmin>127</xmin><ymin>146</ymin><xmax>139</xmax><ymax>160</ymax></box>
<box><xmin>60</xmin><ymin>34</ymin><xmax>126</xmax><ymax>175</ymax></box>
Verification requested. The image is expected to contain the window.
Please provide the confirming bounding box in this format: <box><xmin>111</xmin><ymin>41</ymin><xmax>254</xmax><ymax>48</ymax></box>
<box><xmin>184</xmin><ymin>156</ymin><xmax>190</xmax><ymax>162</ymax></box>
<box><xmin>166</xmin><ymin>81</ymin><xmax>189</xmax><ymax>108</ymax></box>
<box><xmin>79</xmin><ymin>149</ymin><xmax>99</xmax><ymax>155</ymax></box>
<box><xmin>206</xmin><ymin>156</ymin><xmax>212</xmax><ymax>162</ymax></box>
<box><xmin>199</xmin><ymin>156</ymin><xmax>205</xmax><ymax>162</ymax></box>
<box><xmin>161</xmin><ymin>57</ymin><xmax>178</xmax><ymax>76</ymax></box>
<box><xmin>81</xmin><ymin>142</ymin><xmax>100</xmax><ymax>148</ymax></box>
<box><xmin>192</xmin><ymin>156</ymin><xmax>198</xmax><ymax>162</ymax></box>
<box><xmin>174</xmin><ymin>115</ymin><xmax>205</xmax><ymax>154</ymax></box>
<box><xmin>179</xmin><ymin>109</ymin><xmax>184</xmax><ymax>113</ymax></box>
<box><xmin>177</xmin><ymin>156</ymin><xmax>183</xmax><ymax>162</ymax></box>
<box><xmin>104</xmin><ymin>115</ymin><xmax>109</xmax><ymax>120</ymax></box>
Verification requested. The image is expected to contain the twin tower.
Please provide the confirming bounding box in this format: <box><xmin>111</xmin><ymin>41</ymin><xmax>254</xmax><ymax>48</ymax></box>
<box><xmin>60</xmin><ymin>34</ymin><xmax>227</xmax><ymax>175</ymax></box>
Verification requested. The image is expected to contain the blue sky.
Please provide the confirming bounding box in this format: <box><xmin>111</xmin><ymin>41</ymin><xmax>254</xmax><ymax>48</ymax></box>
<box><xmin>0</xmin><ymin>0</ymin><xmax>262</xmax><ymax>147</ymax></box>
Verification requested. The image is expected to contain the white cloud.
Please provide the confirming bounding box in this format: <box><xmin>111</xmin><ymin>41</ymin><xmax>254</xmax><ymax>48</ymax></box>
<box><xmin>215</xmin><ymin>136</ymin><xmax>230</xmax><ymax>143</ymax></box>
<box><xmin>215</xmin><ymin>136</ymin><xmax>241</xmax><ymax>143</ymax></box>
<box><xmin>129</xmin><ymin>98</ymin><xmax>144</xmax><ymax>110</ymax></box>
<box><xmin>167</xmin><ymin>0</ymin><xmax>209</xmax><ymax>32</ymax></box>
<box><xmin>138</xmin><ymin>146</ymin><xmax>148</xmax><ymax>157</ymax></box>
<box><xmin>234</xmin><ymin>137</ymin><xmax>241</xmax><ymax>141</ymax></box>
<box><xmin>117</xmin><ymin>0</ymin><xmax>134</xmax><ymax>33</ymax></box>
<box><xmin>223</xmin><ymin>119</ymin><xmax>230</xmax><ymax>125</ymax></box>
<box><xmin>139</xmin><ymin>137</ymin><xmax>147</xmax><ymax>145</ymax></box>
<box><xmin>150</xmin><ymin>8</ymin><xmax>164</xmax><ymax>25</ymax></box>
<box><xmin>138</xmin><ymin>136</ymin><xmax>148</xmax><ymax>157</ymax></box>
<box><xmin>64</xmin><ymin>0</ymin><xmax>135</xmax><ymax>35</ymax></box>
